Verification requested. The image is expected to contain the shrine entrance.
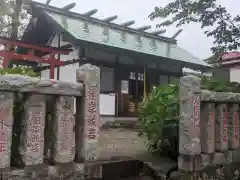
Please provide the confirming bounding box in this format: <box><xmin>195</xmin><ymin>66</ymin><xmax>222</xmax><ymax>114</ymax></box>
<box><xmin>117</xmin><ymin>66</ymin><xmax>145</xmax><ymax>117</ymax></box>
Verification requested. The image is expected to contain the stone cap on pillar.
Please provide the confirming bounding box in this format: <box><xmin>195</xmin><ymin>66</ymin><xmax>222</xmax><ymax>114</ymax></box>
<box><xmin>76</xmin><ymin>64</ymin><xmax>100</xmax><ymax>86</ymax></box>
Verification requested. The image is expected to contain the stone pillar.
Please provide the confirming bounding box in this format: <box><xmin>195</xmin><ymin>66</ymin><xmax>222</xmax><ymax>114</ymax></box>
<box><xmin>76</xmin><ymin>64</ymin><xmax>100</xmax><ymax>161</ymax></box>
<box><xmin>179</xmin><ymin>75</ymin><xmax>201</xmax><ymax>156</ymax></box>
<box><xmin>179</xmin><ymin>75</ymin><xmax>201</xmax><ymax>177</ymax></box>
<box><xmin>228</xmin><ymin>104</ymin><xmax>239</xmax><ymax>150</ymax></box>
<box><xmin>0</xmin><ymin>92</ymin><xmax>13</xmax><ymax>169</ymax></box>
<box><xmin>53</xmin><ymin>96</ymin><xmax>75</xmax><ymax>163</ymax></box>
<box><xmin>215</xmin><ymin>104</ymin><xmax>228</xmax><ymax>152</ymax></box>
<box><xmin>20</xmin><ymin>94</ymin><xmax>46</xmax><ymax>166</ymax></box>
<box><xmin>200</xmin><ymin>103</ymin><xmax>215</xmax><ymax>153</ymax></box>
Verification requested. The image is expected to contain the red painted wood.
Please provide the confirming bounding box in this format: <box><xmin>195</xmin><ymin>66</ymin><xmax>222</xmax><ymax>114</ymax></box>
<box><xmin>0</xmin><ymin>36</ymin><xmax>71</xmax><ymax>54</ymax></box>
<box><xmin>0</xmin><ymin>51</ymin><xmax>64</xmax><ymax>66</ymax></box>
<box><xmin>0</xmin><ymin>36</ymin><xmax>70</xmax><ymax>79</ymax></box>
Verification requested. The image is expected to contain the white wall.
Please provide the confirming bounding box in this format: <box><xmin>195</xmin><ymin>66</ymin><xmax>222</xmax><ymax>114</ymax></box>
<box><xmin>230</xmin><ymin>66</ymin><xmax>240</xmax><ymax>83</ymax></box>
<box><xmin>41</xmin><ymin>34</ymin><xmax>116</xmax><ymax>116</ymax></box>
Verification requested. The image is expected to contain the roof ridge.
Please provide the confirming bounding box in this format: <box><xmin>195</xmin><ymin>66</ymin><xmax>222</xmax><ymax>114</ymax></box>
<box><xmin>31</xmin><ymin>1</ymin><xmax>176</xmax><ymax>43</ymax></box>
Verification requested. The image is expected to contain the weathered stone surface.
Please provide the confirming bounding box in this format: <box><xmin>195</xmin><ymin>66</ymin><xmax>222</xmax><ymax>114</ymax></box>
<box><xmin>200</xmin><ymin>154</ymin><xmax>212</xmax><ymax>168</ymax></box>
<box><xmin>215</xmin><ymin>104</ymin><xmax>228</xmax><ymax>152</ymax></box>
<box><xmin>179</xmin><ymin>75</ymin><xmax>201</xmax><ymax>155</ymax></box>
<box><xmin>53</xmin><ymin>96</ymin><xmax>75</xmax><ymax>163</ymax></box>
<box><xmin>178</xmin><ymin>155</ymin><xmax>195</xmax><ymax>171</ymax></box>
<box><xmin>228</xmin><ymin>104</ymin><xmax>239</xmax><ymax>150</ymax></box>
<box><xmin>212</xmin><ymin>152</ymin><xmax>227</xmax><ymax>165</ymax></box>
<box><xmin>0</xmin><ymin>92</ymin><xmax>13</xmax><ymax>169</ymax></box>
<box><xmin>232</xmin><ymin>150</ymin><xmax>240</xmax><ymax>163</ymax></box>
<box><xmin>76</xmin><ymin>64</ymin><xmax>100</xmax><ymax>161</ymax></box>
<box><xmin>200</xmin><ymin>103</ymin><xmax>215</xmax><ymax>153</ymax></box>
<box><xmin>19</xmin><ymin>94</ymin><xmax>46</xmax><ymax>166</ymax></box>
<box><xmin>0</xmin><ymin>74</ymin><xmax>83</xmax><ymax>96</ymax></box>
<box><xmin>201</xmin><ymin>90</ymin><xmax>240</xmax><ymax>102</ymax></box>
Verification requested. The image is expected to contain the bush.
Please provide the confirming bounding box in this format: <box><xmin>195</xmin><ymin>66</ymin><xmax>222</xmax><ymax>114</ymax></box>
<box><xmin>138</xmin><ymin>84</ymin><xmax>179</xmax><ymax>161</ymax></box>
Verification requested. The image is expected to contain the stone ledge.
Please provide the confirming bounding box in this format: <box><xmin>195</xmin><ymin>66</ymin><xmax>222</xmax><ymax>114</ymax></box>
<box><xmin>0</xmin><ymin>74</ymin><xmax>84</xmax><ymax>96</ymax></box>
<box><xmin>201</xmin><ymin>89</ymin><xmax>240</xmax><ymax>102</ymax></box>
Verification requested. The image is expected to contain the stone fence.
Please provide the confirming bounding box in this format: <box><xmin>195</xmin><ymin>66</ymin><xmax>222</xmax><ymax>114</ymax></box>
<box><xmin>0</xmin><ymin>64</ymin><xmax>101</xmax><ymax>179</ymax></box>
<box><xmin>179</xmin><ymin>75</ymin><xmax>240</xmax><ymax>179</ymax></box>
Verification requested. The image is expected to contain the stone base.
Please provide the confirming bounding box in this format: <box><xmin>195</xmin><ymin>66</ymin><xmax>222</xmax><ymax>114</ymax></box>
<box><xmin>1</xmin><ymin>163</ymin><xmax>84</xmax><ymax>180</ymax></box>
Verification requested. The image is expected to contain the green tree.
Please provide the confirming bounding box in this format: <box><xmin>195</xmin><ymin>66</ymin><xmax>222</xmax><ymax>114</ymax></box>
<box><xmin>149</xmin><ymin>0</ymin><xmax>240</xmax><ymax>55</ymax></box>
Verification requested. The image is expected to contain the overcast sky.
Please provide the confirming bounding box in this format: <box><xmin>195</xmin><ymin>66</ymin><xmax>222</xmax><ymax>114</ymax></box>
<box><xmin>35</xmin><ymin>0</ymin><xmax>239</xmax><ymax>60</ymax></box>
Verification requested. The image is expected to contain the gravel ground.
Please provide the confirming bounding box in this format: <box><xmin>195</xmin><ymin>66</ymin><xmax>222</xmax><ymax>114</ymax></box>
<box><xmin>98</xmin><ymin>128</ymin><xmax>148</xmax><ymax>160</ymax></box>
<box><xmin>98</xmin><ymin>128</ymin><xmax>177</xmax><ymax>174</ymax></box>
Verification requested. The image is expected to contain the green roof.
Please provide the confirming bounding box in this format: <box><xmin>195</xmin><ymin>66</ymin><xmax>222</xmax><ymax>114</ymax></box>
<box><xmin>41</xmin><ymin>9</ymin><xmax>210</xmax><ymax>67</ymax></box>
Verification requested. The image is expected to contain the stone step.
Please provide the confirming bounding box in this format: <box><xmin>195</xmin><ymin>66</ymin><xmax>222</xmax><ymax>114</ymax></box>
<box><xmin>102</xmin><ymin>120</ymin><xmax>142</xmax><ymax>130</ymax></box>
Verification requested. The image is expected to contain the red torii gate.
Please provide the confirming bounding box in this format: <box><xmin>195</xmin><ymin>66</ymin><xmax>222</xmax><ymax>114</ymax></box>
<box><xmin>0</xmin><ymin>36</ymin><xmax>72</xmax><ymax>79</ymax></box>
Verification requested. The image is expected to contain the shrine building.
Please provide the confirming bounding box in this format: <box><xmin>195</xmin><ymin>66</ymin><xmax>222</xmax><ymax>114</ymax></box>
<box><xmin>19</xmin><ymin>1</ymin><xmax>211</xmax><ymax>117</ymax></box>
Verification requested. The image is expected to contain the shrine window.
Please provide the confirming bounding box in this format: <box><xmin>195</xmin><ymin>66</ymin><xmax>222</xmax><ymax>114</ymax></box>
<box><xmin>100</xmin><ymin>66</ymin><xmax>115</xmax><ymax>93</ymax></box>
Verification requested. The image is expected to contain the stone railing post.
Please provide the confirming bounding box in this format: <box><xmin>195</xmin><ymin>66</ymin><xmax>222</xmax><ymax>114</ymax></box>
<box><xmin>228</xmin><ymin>104</ymin><xmax>239</xmax><ymax>150</ymax></box>
<box><xmin>19</xmin><ymin>94</ymin><xmax>46</xmax><ymax>166</ymax></box>
<box><xmin>0</xmin><ymin>92</ymin><xmax>14</xmax><ymax>169</ymax></box>
<box><xmin>75</xmin><ymin>64</ymin><xmax>100</xmax><ymax>162</ymax></box>
<box><xmin>178</xmin><ymin>75</ymin><xmax>201</xmax><ymax>176</ymax></box>
<box><xmin>52</xmin><ymin>96</ymin><xmax>75</xmax><ymax>163</ymax></box>
<box><xmin>215</xmin><ymin>104</ymin><xmax>228</xmax><ymax>152</ymax></box>
<box><xmin>200</xmin><ymin>103</ymin><xmax>215</xmax><ymax>154</ymax></box>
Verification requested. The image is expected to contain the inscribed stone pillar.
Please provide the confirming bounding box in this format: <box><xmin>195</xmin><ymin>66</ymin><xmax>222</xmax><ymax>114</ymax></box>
<box><xmin>76</xmin><ymin>64</ymin><xmax>100</xmax><ymax>161</ymax></box>
<box><xmin>20</xmin><ymin>94</ymin><xmax>46</xmax><ymax>166</ymax></box>
<box><xmin>228</xmin><ymin>104</ymin><xmax>239</xmax><ymax>150</ymax></box>
<box><xmin>0</xmin><ymin>92</ymin><xmax>13</xmax><ymax>168</ymax></box>
<box><xmin>179</xmin><ymin>75</ymin><xmax>201</xmax><ymax>155</ymax></box>
<box><xmin>215</xmin><ymin>104</ymin><xmax>228</xmax><ymax>152</ymax></box>
<box><xmin>53</xmin><ymin>96</ymin><xmax>75</xmax><ymax>163</ymax></box>
<box><xmin>200</xmin><ymin>103</ymin><xmax>215</xmax><ymax>153</ymax></box>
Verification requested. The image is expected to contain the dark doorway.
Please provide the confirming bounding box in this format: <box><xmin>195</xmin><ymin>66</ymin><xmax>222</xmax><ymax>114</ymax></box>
<box><xmin>117</xmin><ymin>67</ymin><xmax>144</xmax><ymax>117</ymax></box>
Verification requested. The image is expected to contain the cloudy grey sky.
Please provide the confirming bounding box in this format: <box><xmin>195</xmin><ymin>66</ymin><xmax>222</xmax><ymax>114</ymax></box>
<box><xmin>35</xmin><ymin>0</ymin><xmax>239</xmax><ymax>60</ymax></box>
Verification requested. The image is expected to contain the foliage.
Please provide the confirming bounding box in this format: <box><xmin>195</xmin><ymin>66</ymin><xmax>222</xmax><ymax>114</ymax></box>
<box><xmin>138</xmin><ymin>84</ymin><xmax>179</xmax><ymax>161</ymax></box>
<box><xmin>0</xmin><ymin>66</ymin><xmax>37</xmax><ymax>77</ymax></box>
<box><xmin>139</xmin><ymin>76</ymin><xmax>240</xmax><ymax>161</ymax></box>
<box><xmin>149</xmin><ymin>0</ymin><xmax>240</xmax><ymax>56</ymax></box>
